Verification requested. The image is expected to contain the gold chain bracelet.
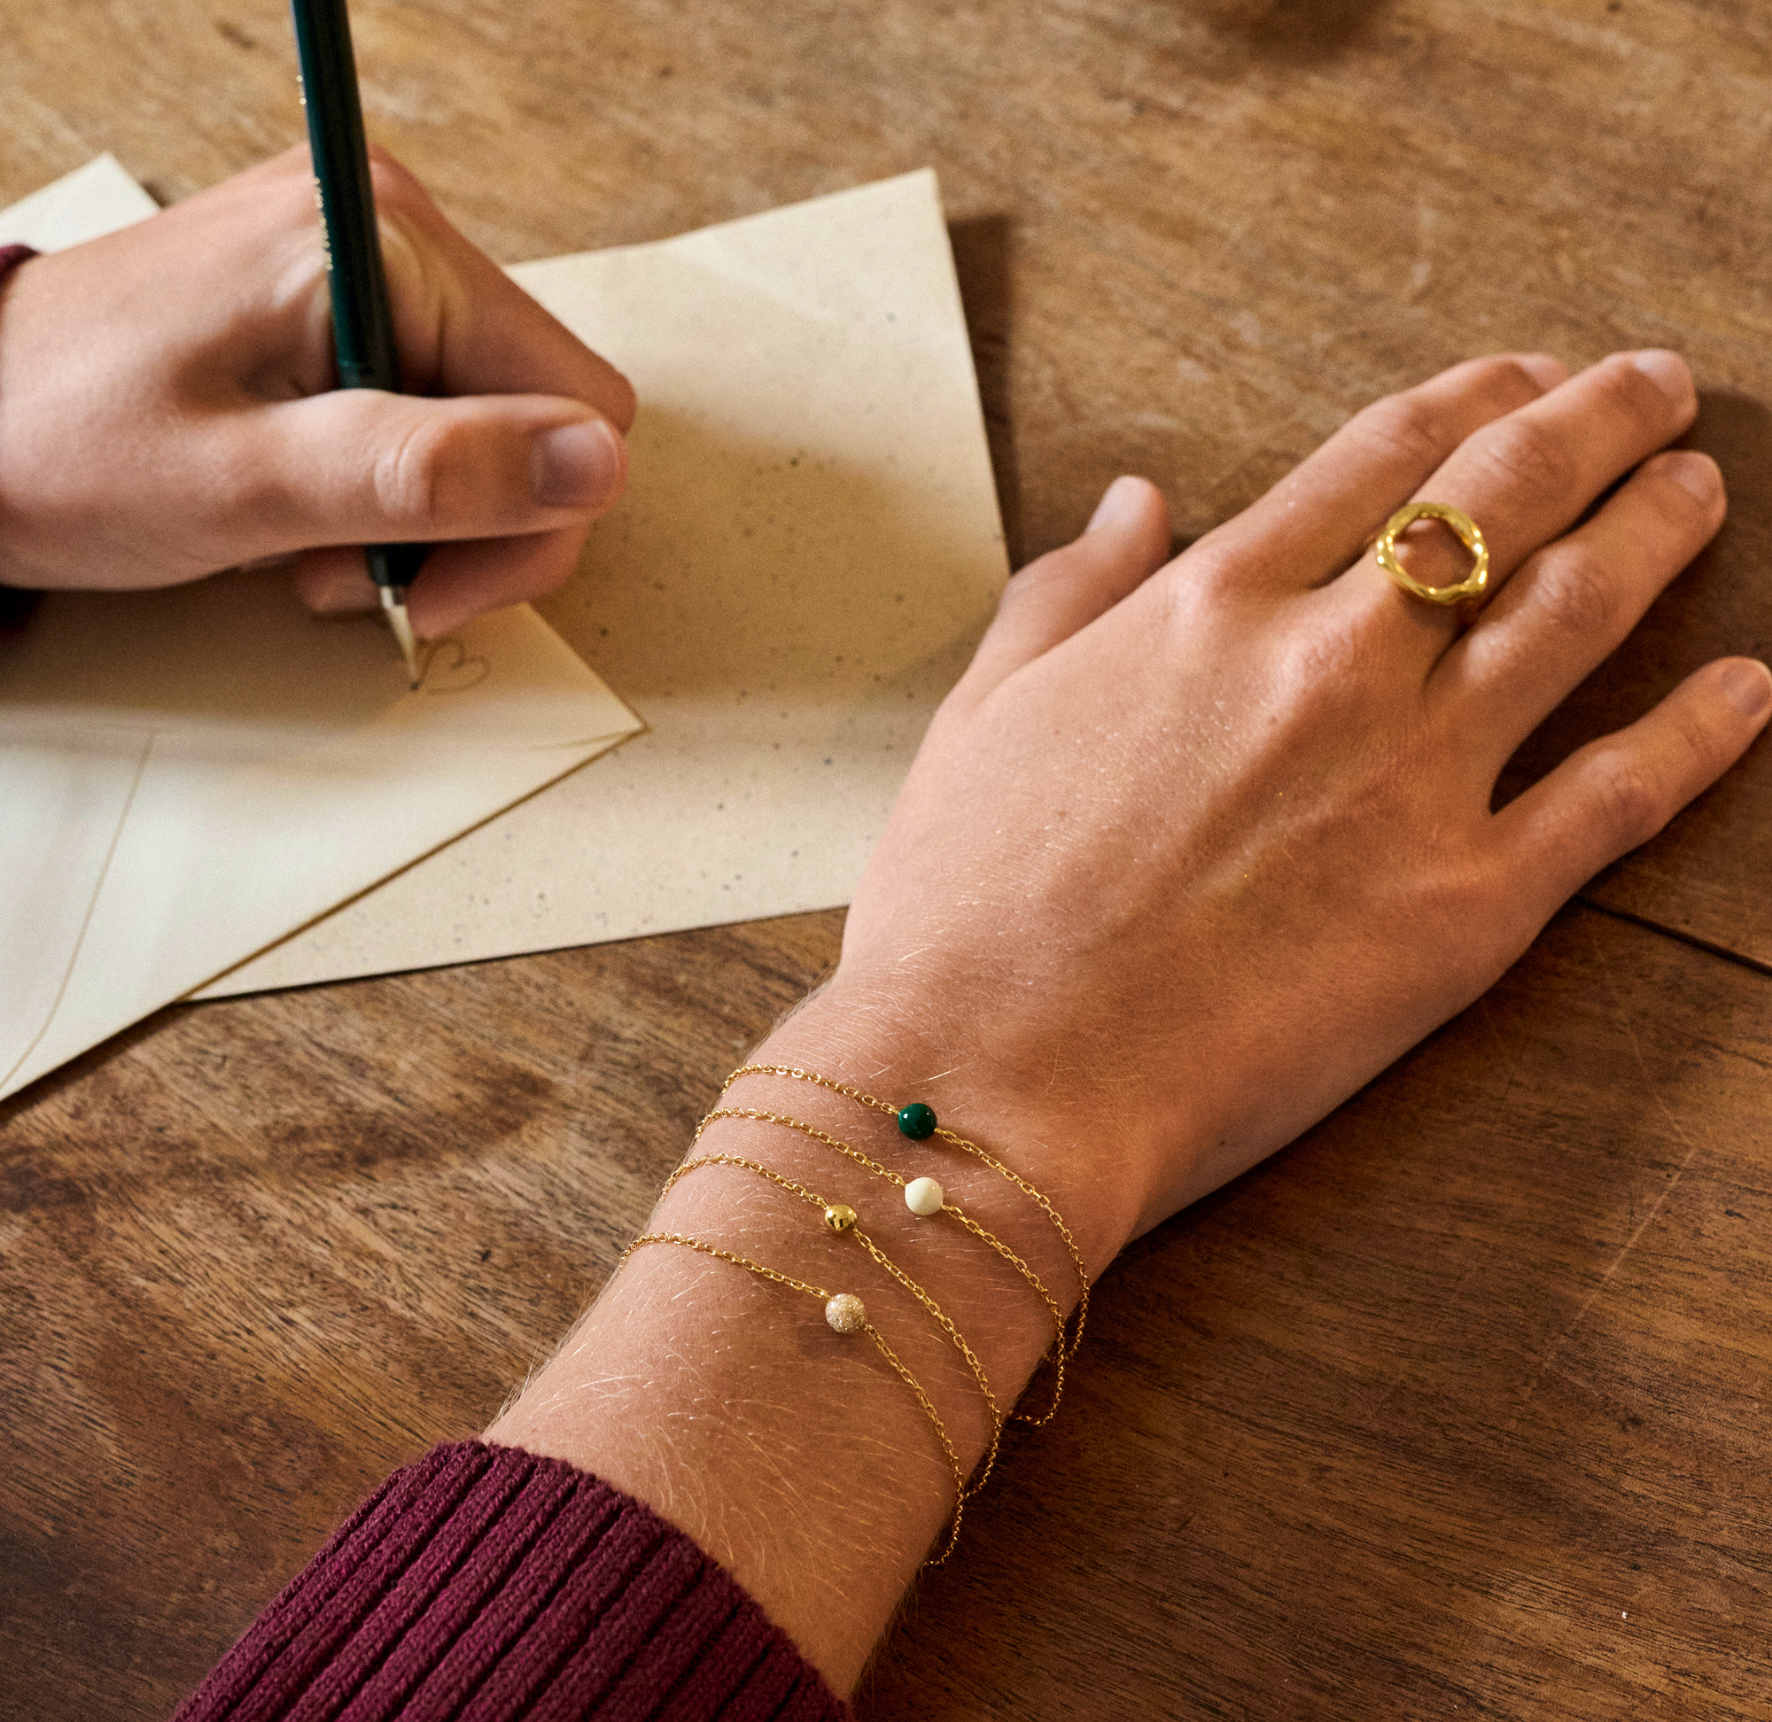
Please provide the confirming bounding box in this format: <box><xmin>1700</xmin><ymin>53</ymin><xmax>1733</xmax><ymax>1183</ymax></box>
<box><xmin>663</xmin><ymin>1150</ymin><xmax>1006</xmax><ymax>1492</ymax></box>
<box><xmin>692</xmin><ymin>1105</ymin><xmax>1070</xmax><ymax>1424</ymax></box>
<box><xmin>617</xmin><ymin>1230</ymin><xmax>970</xmax><ymax>1562</ymax></box>
<box><xmin>725</xmin><ymin>1064</ymin><xmax>1091</xmax><ymax>1371</ymax></box>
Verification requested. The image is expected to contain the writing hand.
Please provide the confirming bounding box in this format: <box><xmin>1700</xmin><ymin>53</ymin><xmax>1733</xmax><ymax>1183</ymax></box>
<box><xmin>0</xmin><ymin>146</ymin><xmax>633</xmax><ymax>638</ymax></box>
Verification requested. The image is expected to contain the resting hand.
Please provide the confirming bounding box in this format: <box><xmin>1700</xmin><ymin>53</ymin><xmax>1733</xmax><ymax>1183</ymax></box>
<box><xmin>824</xmin><ymin>349</ymin><xmax>1772</xmax><ymax>1258</ymax></box>
<box><xmin>0</xmin><ymin>146</ymin><xmax>633</xmax><ymax>637</ymax></box>
<box><xmin>495</xmin><ymin>352</ymin><xmax>1771</xmax><ymax>1697</ymax></box>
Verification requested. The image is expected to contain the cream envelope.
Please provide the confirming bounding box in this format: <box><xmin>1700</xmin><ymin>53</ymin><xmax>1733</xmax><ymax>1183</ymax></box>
<box><xmin>0</xmin><ymin>576</ymin><xmax>638</xmax><ymax>1099</ymax></box>
<box><xmin>0</xmin><ymin>153</ymin><xmax>157</xmax><ymax>249</ymax></box>
<box><xmin>0</xmin><ymin>158</ymin><xmax>640</xmax><ymax>1100</ymax></box>
<box><xmin>203</xmin><ymin>168</ymin><xmax>1008</xmax><ymax>992</ymax></box>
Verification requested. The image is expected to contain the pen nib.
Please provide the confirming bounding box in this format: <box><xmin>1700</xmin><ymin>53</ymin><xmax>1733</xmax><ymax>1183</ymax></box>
<box><xmin>380</xmin><ymin>585</ymin><xmax>421</xmax><ymax>687</ymax></box>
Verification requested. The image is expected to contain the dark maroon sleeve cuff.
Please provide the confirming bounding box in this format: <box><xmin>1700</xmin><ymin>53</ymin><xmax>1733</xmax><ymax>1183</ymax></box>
<box><xmin>0</xmin><ymin>243</ymin><xmax>41</xmax><ymax>635</ymax></box>
<box><xmin>172</xmin><ymin>1442</ymin><xmax>852</xmax><ymax>1722</ymax></box>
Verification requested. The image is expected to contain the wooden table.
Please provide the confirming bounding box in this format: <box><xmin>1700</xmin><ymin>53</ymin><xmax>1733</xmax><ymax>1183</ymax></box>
<box><xmin>4</xmin><ymin>2</ymin><xmax>1770</xmax><ymax>1716</ymax></box>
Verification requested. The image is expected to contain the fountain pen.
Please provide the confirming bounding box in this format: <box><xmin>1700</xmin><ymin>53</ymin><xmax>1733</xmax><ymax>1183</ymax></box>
<box><xmin>290</xmin><ymin>0</ymin><xmax>423</xmax><ymax>685</ymax></box>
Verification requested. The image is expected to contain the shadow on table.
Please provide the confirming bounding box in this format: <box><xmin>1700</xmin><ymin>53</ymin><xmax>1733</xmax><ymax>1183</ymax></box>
<box><xmin>949</xmin><ymin>214</ymin><xmax>1023</xmax><ymax>569</ymax></box>
<box><xmin>1192</xmin><ymin>0</ymin><xmax>1396</xmax><ymax>63</ymax></box>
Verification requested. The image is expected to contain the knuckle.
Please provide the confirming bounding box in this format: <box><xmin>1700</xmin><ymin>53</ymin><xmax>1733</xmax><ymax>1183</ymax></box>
<box><xmin>1586</xmin><ymin>750</ymin><xmax>1665</xmax><ymax>850</ymax></box>
<box><xmin>1351</xmin><ymin>392</ymin><xmax>1457</xmax><ymax>473</ymax></box>
<box><xmin>1490</xmin><ymin>354</ymin><xmax>1555</xmax><ymax>399</ymax></box>
<box><xmin>1281</xmin><ymin>606</ymin><xmax>1386</xmax><ymax>688</ymax></box>
<box><xmin>1667</xmin><ymin>700</ymin><xmax>1729</xmax><ymax>781</ymax></box>
<box><xmin>1527</xmin><ymin>543</ymin><xmax>1616</xmax><ymax>641</ymax></box>
<box><xmin>1468</xmin><ymin>414</ymin><xmax>1576</xmax><ymax>509</ymax></box>
<box><xmin>1150</xmin><ymin>555</ymin><xmax>1216</xmax><ymax>632</ymax></box>
<box><xmin>1167</xmin><ymin>535</ymin><xmax>1236</xmax><ymax>595</ymax></box>
<box><xmin>366</xmin><ymin>148</ymin><xmax>423</xmax><ymax>210</ymax></box>
<box><xmin>1453</xmin><ymin>353</ymin><xmax>1553</xmax><ymax>412</ymax></box>
<box><xmin>373</xmin><ymin>415</ymin><xmax>449</xmax><ymax>527</ymax></box>
<box><xmin>1595</xmin><ymin>350</ymin><xmax>1685</xmax><ymax>430</ymax></box>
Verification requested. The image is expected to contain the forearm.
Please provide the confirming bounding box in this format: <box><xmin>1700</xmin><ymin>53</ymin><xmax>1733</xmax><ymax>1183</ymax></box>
<box><xmin>486</xmin><ymin>985</ymin><xmax>1136</xmax><ymax>1694</ymax></box>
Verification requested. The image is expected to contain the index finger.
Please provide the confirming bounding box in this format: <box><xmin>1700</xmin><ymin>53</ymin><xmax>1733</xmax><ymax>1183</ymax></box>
<box><xmin>369</xmin><ymin>149</ymin><xmax>637</xmax><ymax>432</ymax></box>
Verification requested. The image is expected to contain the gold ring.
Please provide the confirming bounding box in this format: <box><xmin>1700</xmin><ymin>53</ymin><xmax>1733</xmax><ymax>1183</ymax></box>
<box><xmin>1373</xmin><ymin>502</ymin><xmax>1489</xmax><ymax>606</ymax></box>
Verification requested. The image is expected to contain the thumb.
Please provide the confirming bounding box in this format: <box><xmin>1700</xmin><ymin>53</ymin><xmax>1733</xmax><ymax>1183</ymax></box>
<box><xmin>209</xmin><ymin>388</ymin><xmax>628</xmax><ymax>558</ymax></box>
<box><xmin>951</xmin><ymin>475</ymin><xmax>1172</xmax><ymax>710</ymax></box>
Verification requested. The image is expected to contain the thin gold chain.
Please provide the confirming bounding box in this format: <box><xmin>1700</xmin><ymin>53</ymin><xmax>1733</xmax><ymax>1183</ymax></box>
<box><xmin>663</xmin><ymin>1151</ymin><xmax>1005</xmax><ymax>1493</ymax></box>
<box><xmin>725</xmin><ymin>1064</ymin><xmax>1091</xmax><ymax>1364</ymax></box>
<box><xmin>617</xmin><ymin>1230</ymin><xmax>969</xmax><ymax>1562</ymax></box>
<box><xmin>695</xmin><ymin>1104</ymin><xmax>1070</xmax><ymax>1423</ymax></box>
<box><xmin>938</xmin><ymin>1204</ymin><xmax>1066</xmax><ymax>1426</ymax></box>
<box><xmin>696</xmin><ymin>1107</ymin><xmax>896</xmax><ymax>1179</ymax></box>
<box><xmin>618</xmin><ymin>1229</ymin><xmax>827</xmax><ymax>1299</ymax></box>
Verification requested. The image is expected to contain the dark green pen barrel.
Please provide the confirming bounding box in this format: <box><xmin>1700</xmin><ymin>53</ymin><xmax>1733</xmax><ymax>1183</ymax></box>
<box><xmin>291</xmin><ymin>0</ymin><xmax>400</xmax><ymax>393</ymax></box>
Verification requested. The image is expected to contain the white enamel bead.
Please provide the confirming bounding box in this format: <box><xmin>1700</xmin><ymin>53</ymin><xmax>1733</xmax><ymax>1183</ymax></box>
<box><xmin>904</xmin><ymin>1176</ymin><xmax>945</xmax><ymax>1217</ymax></box>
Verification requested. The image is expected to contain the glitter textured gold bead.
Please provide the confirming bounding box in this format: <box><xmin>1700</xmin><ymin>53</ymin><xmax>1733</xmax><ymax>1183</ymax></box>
<box><xmin>825</xmin><ymin>1292</ymin><xmax>867</xmax><ymax>1333</ymax></box>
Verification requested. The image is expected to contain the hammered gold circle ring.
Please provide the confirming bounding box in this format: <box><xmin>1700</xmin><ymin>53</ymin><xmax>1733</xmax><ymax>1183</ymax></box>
<box><xmin>1373</xmin><ymin>502</ymin><xmax>1490</xmax><ymax>606</ymax></box>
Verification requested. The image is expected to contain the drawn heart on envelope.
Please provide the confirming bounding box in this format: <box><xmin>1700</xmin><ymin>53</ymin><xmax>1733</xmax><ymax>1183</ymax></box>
<box><xmin>420</xmin><ymin>638</ymin><xmax>492</xmax><ymax>694</ymax></box>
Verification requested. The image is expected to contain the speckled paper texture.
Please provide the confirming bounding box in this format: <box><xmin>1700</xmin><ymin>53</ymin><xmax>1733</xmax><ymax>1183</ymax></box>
<box><xmin>200</xmin><ymin>169</ymin><xmax>1007</xmax><ymax>993</ymax></box>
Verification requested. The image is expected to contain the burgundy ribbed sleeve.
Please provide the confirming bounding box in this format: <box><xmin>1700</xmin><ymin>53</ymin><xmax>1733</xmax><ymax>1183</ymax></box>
<box><xmin>0</xmin><ymin>242</ymin><xmax>41</xmax><ymax>636</ymax></box>
<box><xmin>172</xmin><ymin>1442</ymin><xmax>851</xmax><ymax>1722</ymax></box>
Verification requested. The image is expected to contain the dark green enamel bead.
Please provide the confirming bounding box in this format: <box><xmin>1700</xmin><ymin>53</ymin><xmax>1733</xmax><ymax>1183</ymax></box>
<box><xmin>897</xmin><ymin>1102</ymin><xmax>937</xmax><ymax>1140</ymax></box>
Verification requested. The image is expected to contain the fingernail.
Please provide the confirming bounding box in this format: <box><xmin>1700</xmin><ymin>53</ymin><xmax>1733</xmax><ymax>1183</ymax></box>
<box><xmin>1086</xmin><ymin>475</ymin><xmax>1144</xmax><ymax>533</ymax></box>
<box><xmin>532</xmin><ymin>417</ymin><xmax>624</xmax><ymax>509</ymax></box>
<box><xmin>1658</xmin><ymin>449</ymin><xmax>1721</xmax><ymax>506</ymax></box>
<box><xmin>1720</xmin><ymin>659</ymin><xmax>1772</xmax><ymax>720</ymax></box>
<box><xmin>1632</xmin><ymin>348</ymin><xmax>1694</xmax><ymax>409</ymax></box>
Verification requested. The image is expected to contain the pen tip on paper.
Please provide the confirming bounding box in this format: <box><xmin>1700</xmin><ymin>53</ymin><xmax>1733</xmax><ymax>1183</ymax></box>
<box><xmin>379</xmin><ymin>585</ymin><xmax>421</xmax><ymax>687</ymax></box>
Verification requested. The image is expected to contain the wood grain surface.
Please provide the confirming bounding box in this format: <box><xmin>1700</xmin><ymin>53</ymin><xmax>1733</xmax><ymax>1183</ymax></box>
<box><xmin>3</xmin><ymin>1</ymin><xmax>1770</xmax><ymax>1718</ymax></box>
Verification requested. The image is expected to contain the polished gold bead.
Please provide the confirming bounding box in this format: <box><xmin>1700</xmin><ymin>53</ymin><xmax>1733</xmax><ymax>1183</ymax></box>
<box><xmin>823</xmin><ymin>1202</ymin><xmax>858</xmax><ymax>1234</ymax></box>
<box><xmin>825</xmin><ymin>1292</ymin><xmax>867</xmax><ymax>1333</ymax></box>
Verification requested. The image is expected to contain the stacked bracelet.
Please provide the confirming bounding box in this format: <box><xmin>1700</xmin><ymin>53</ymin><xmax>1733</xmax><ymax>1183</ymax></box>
<box><xmin>622</xmin><ymin>1063</ymin><xmax>1091</xmax><ymax>1563</ymax></box>
<box><xmin>662</xmin><ymin>1151</ymin><xmax>1007</xmax><ymax>1495</ymax></box>
<box><xmin>727</xmin><ymin>1065</ymin><xmax>1092</xmax><ymax>1384</ymax></box>
<box><xmin>692</xmin><ymin>1104</ymin><xmax>1072</xmax><ymax>1422</ymax></box>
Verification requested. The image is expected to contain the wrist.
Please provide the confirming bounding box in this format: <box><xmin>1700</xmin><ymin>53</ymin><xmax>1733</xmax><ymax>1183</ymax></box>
<box><xmin>755</xmin><ymin>973</ymin><xmax>1150</xmax><ymax>1281</ymax></box>
<box><xmin>490</xmin><ymin>980</ymin><xmax>1130</xmax><ymax>1692</ymax></box>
